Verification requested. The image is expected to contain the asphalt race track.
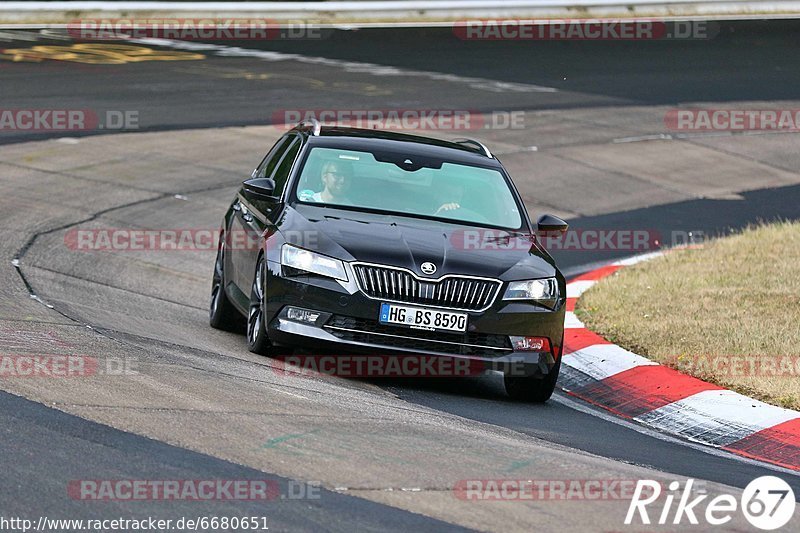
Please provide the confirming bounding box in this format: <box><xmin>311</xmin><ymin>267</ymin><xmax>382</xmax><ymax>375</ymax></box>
<box><xmin>1</xmin><ymin>21</ymin><xmax>800</xmax><ymax>531</ymax></box>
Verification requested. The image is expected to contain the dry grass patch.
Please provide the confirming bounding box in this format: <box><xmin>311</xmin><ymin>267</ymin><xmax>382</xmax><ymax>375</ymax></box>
<box><xmin>576</xmin><ymin>221</ymin><xmax>800</xmax><ymax>409</ymax></box>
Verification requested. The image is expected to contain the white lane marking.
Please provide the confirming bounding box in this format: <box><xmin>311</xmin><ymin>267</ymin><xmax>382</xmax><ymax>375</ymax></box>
<box><xmin>564</xmin><ymin>311</ymin><xmax>584</xmax><ymax>329</ymax></box>
<box><xmin>552</xmin><ymin>392</ymin><xmax>800</xmax><ymax>478</ymax></box>
<box><xmin>566</xmin><ymin>279</ymin><xmax>596</xmax><ymax>298</ymax></box>
<box><xmin>611</xmin><ymin>251</ymin><xmax>665</xmax><ymax>266</ymax></box>
<box><xmin>127</xmin><ymin>37</ymin><xmax>559</xmax><ymax>94</ymax></box>
<box><xmin>0</xmin><ymin>30</ymin><xmax>44</xmax><ymax>42</ymax></box>
<box><xmin>635</xmin><ymin>389</ymin><xmax>800</xmax><ymax>447</ymax></box>
<box><xmin>563</xmin><ymin>343</ymin><xmax>658</xmax><ymax>380</ymax></box>
<box><xmin>613</xmin><ymin>133</ymin><xmax>673</xmax><ymax>143</ymax></box>
<box><xmin>268</xmin><ymin>386</ymin><xmax>308</xmax><ymax>399</ymax></box>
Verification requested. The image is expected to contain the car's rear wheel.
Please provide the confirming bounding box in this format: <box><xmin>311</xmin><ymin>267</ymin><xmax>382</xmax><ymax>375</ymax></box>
<box><xmin>210</xmin><ymin>237</ymin><xmax>242</xmax><ymax>331</ymax></box>
<box><xmin>504</xmin><ymin>356</ymin><xmax>561</xmax><ymax>403</ymax></box>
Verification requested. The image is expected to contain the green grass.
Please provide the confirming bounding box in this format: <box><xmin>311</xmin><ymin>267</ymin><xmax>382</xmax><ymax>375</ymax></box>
<box><xmin>576</xmin><ymin>221</ymin><xmax>800</xmax><ymax>410</ymax></box>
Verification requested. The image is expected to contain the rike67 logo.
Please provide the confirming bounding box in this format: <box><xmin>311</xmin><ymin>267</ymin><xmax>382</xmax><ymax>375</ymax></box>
<box><xmin>626</xmin><ymin>477</ymin><xmax>795</xmax><ymax>530</ymax></box>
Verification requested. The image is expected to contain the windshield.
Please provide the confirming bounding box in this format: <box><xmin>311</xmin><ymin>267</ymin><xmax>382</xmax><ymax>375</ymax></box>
<box><xmin>293</xmin><ymin>147</ymin><xmax>523</xmax><ymax>229</ymax></box>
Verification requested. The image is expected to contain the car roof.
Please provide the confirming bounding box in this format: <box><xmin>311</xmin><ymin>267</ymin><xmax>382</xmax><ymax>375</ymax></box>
<box><xmin>294</xmin><ymin>125</ymin><xmax>504</xmax><ymax>168</ymax></box>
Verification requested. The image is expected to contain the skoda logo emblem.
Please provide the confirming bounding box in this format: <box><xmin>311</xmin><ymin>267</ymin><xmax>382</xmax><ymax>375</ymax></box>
<box><xmin>420</xmin><ymin>262</ymin><xmax>437</xmax><ymax>275</ymax></box>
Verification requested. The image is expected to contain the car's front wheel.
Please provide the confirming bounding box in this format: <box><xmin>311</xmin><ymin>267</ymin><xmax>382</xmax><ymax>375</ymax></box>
<box><xmin>504</xmin><ymin>356</ymin><xmax>561</xmax><ymax>402</ymax></box>
<box><xmin>247</xmin><ymin>255</ymin><xmax>274</xmax><ymax>355</ymax></box>
<box><xmin>210</xmin><ymin>237</ymin><xmax>243</xmax><ymax>331</ymax></box>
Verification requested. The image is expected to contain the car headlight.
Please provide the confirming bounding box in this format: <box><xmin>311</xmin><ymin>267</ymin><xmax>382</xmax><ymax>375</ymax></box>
<box><xmin>503</xmin><ymin>278</ymin><xmax>559</xmax><ymax>308</ymax></box>
<box><xmin>281</xmin><ymin>244</ymin><xmax>347</xmax><ymax>281</ymax></box>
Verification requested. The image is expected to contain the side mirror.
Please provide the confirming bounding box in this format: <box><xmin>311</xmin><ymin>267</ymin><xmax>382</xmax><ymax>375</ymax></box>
<box><xmin>537</xmin><ymin>214</ymin><xmax>569</xmax><ymax>235</ymax></box>
<box><xmin>242</xmin><ymin>178</ymin><xmax>277</xmax><ymax>201</ymax></box>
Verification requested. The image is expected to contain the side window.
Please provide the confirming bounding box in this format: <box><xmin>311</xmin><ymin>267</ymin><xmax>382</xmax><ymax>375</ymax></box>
<box><xmin>269</xmin><ymin>138</ymin><xmax>301</xmax><ymax>198</ymax></box>
<box><xmin>255</xmin><ymin>135</ymin><xmax>293</xmax><ymax>179</ymax></box>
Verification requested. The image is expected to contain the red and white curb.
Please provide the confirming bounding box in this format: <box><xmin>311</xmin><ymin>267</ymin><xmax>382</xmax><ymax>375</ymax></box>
<box><xmin>561</xmin><ymin>252</ymin><xmax>800</xmax><ymax>471</ymax></box>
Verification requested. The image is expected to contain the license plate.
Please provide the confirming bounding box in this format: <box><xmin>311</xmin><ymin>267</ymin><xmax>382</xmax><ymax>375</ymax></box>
<box><xmin>379</xmin><ymin>303</ymin><xmax>467</xmax><ymax>333</ymax></box>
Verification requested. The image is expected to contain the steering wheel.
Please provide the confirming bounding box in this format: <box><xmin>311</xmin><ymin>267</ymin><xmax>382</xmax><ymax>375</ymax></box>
<box><xmin>437</xmin><ymin>205</ymin><xmax>491</xmax><ymax>224</ymax></box>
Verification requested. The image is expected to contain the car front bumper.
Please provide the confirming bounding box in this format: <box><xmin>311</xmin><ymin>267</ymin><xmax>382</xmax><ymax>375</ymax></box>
<box><xmin>265</xmin><ymin>260</ymin><xmax>565</xmax><ymax>377</ymax></box>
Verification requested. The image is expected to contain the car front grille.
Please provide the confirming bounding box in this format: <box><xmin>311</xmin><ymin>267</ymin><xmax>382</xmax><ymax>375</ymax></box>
<box><xmin>352</xmin><ymin>264</ymin><xmax>501</xmax><ymax>311</ymax></box>
<box><xmin>324</xmin><ymin>315</ymin><xmax>512</xmax><ymax>357</ymax></box>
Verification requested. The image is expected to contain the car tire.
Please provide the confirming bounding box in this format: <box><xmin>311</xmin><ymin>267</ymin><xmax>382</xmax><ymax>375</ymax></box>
<box><xmin>504</xmin><ymin>356</ymin><xmax>561</xmax><ymax>403</ymax></box>
<box><xmin>247</xmin><ymin>255</ymin><xmax>274</xmax><ymax>355</ymax></box>
<box><xmin>210</xmin><ymin>237</ymin><xmax>243</xmax><ymax>332</ymax></box>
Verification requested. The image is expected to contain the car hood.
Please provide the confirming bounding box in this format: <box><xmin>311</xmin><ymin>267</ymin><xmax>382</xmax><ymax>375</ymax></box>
<box><xmin>278</xmin><ymin>205</ymin><xmax>558</xmax><ymax>281</ymax></box>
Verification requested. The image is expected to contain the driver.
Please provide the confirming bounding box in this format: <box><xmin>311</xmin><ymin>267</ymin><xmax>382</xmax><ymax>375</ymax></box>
<box><xmin>311</xmin><ymin>160</ymin><xmax>352</xmax><ymax>204</ymax></box>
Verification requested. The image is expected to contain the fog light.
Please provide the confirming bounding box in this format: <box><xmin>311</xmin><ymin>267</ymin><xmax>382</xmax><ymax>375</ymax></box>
<box><xmin>286</xmin><ymin>307</ymin><xmax>321</xmax><ymax>323</ymax></box>
<box><xmin>510</xmin><ymin>336</ymin><xmax>550</xmax><ymax>352</ymax></box>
